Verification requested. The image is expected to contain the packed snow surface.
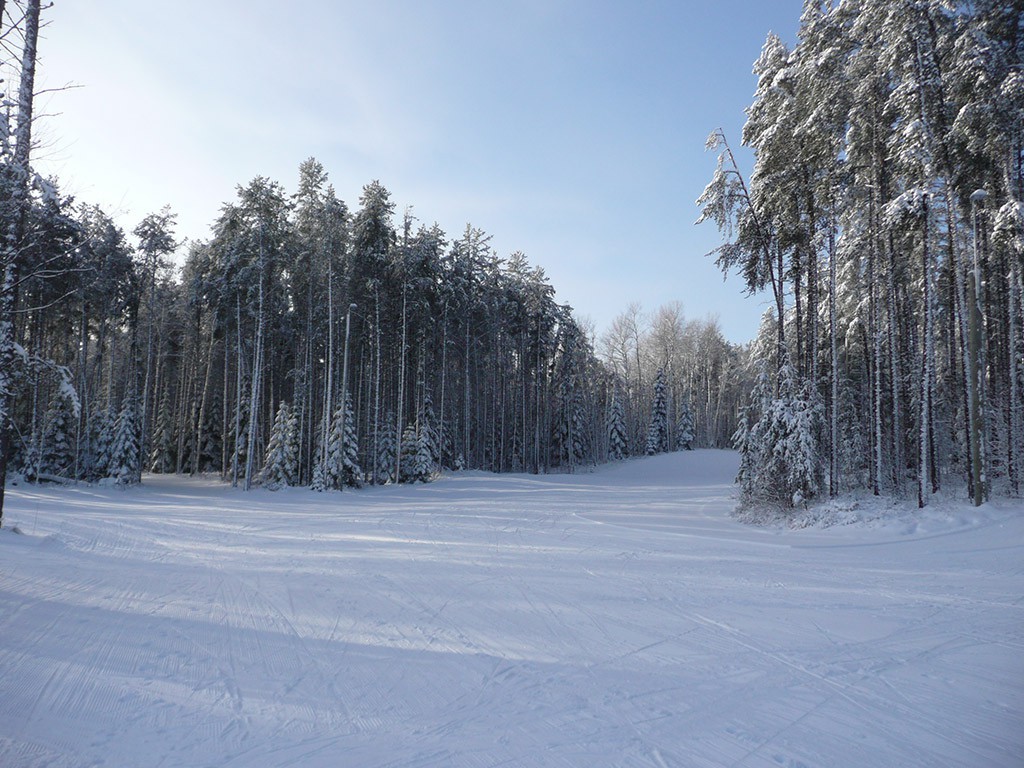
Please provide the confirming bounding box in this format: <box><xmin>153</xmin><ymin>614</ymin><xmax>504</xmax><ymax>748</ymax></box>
<box><xmin>1</xmin><ymin>450</ymin><xmax>1021</xmax><ymax>767</ymax></box>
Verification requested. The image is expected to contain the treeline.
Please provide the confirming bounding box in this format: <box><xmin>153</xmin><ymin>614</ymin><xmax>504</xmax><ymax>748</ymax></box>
<box><xmin>2</xmin><ymin>105</ymin><xmax>749</xmax><ymax>510</ymax></box>
<box><xmin>3</xmin><ymin>158</ymin><xmax>742</xmax><ymax>496</ymax></box>
<box><xmin>699</xmin><ymin>0</ymin><xmax>1023</xmax><ymax>508</ymax></box>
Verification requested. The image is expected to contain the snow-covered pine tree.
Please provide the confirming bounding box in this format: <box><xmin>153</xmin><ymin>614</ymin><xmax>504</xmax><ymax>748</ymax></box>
<box><xmin>109</xmin><ymin>393</ymin><xmax>141</xmax><ymax>486</ymax></box>
<box><xmin>39</xmin><ymin>388</ymin><xmax>76</xmax><ymax>478</ymax></box>
<box><xmin>675</xmin><ymin>396</ymin><xmax>695</xmax><ymax>451</ymax></box>
<box><xmin>645</xmin><ymin>368</ymin><xmax>669</xmax><ymax>455</ymax></box>
<box><xmin>607</xmin><ymin>386</ymin><xmax>629</xmax><ymax>461</ymax></box>
<box><xmin>259</xmin><ymin>401</ymin><xmax>298</xmax><ymax>489</ymax></box>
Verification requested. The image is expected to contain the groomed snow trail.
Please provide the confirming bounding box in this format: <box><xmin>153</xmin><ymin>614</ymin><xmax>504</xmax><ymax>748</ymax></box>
<box><xmin>1</xmin><ymin>450</ymin><xmax>1021</xmax><ymax>767</ymax></box>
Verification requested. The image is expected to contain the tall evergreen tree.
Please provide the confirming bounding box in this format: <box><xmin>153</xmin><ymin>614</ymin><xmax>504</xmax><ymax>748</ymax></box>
<box><xmin>646</xmin><ymin>369</ymin><xmax>669</xmax><ymax>455</ymax></box>
<box><xmin>607</xmin><ymin>385</ymin><xmax>629</xmax><ymax>461</ymax></box>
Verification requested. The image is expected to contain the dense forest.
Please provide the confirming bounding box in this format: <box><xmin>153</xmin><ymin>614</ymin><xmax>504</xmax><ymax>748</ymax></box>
<box><xmin>2</xmin><ymin>0</ymin><xmax>1021</xmax><ymax>526</ymax></box>
<box><xmin>0</xmin><ymin>1</ymin><xmax>746</xmax><ymax>525</ymax></box>
<box><xmin>698</xmin><ymin>0</ymin><xmax>1023</xmax><ymax>508</ymax></box>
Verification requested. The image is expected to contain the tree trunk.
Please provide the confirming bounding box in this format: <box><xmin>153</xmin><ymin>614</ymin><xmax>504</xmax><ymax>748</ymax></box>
<box><xmin>829</xmin><ymin>213</ymin><xmax>839</xmax><ymax>497</ymax></box>
<box><xmin>966</xmin><ymin>192</ymin><xmax>986</xmax><ymax>505</ymax></box>
<box><xmin>919</xmin><ymin>195</ymin><xmax>934</xmax><ymax>508</ymax></box>
<box><xmin>0</xmin><ymin>0</ymin><xmax>41</xmax><ymax>525</ymax></box>
<box><xmin>244</xmin><ymin>261</ymin><xmax>265</xmax><ymax>491</ymax></box>
<box><xmin>232</xmin><ymin>296</ymin><xmax>244</xmax><ymax>487</ymax></box>
<box><xmin>1008</xmin><ymin>263</ymin><xmax>1022</xmax><ymax>495</ymax></box>
<box><xmin>395</xmin><ymin>288</ymin><xmax>407</xmax><ymax>482</ymax></box>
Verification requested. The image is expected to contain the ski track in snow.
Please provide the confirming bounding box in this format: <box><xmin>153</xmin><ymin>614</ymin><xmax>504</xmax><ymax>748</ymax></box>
<box><xmin>0</xmin><ymin>449</ymin><xmax>1022</xmax><ymax>767</ymax></box>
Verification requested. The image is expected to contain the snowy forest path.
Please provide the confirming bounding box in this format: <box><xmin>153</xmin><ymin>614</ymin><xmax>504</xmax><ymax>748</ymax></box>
<box><xmin>1</xmin><ymin>450</ymin><xmax>1022</xmax><ymax>767</ymax></box>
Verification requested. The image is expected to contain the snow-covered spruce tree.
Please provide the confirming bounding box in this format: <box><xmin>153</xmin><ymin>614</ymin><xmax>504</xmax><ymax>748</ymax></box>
<box><xmin>607</xmin><ymin>385</ymin><xmax>629</xmax><ymax>461</ymax></box>
<box><xmin>675</xmin><ymin>396</ymin><xmax>695</xmax><ymax>451</ymax></box>
<box><xmin>323</xmin><ymin>393</ymin><xmax>362</xmax><ymax>489</ymax></box>
<box><xmin>229</xmin><ymin>378</ymin><xmax>251</xmax><ymax>486</ymax></box>
<box><xmin>553</xmin><ymin>380</ymin><xmax>587</xmax><ymax>470</ymax></box>
<box><xmin>419</xmin><ymin>392</ymin><xmax>440</xmax><ymax>469</ymax></box>
<box><xmin>148</xmin><ymin>389</ymin><xmax>175</xmax><ymax>473</ymax></box>
<box><xmin>737</xmin><ymin>359</ymin><xmax>823</xmax><ymax>509</ymax></box>
<box><xmin>437</xmin><ymin>420</ymin><xmax>457</xmax><ymax>472</ymax></box>
<box><xmin>19</xmin><ymin>434</ymin><xmax>42</xmax><ymax>483</ymax></box>
<box><xmin>196</xmin><ymin>399</ymin><xmax>222</xmax><ymax>473</ymax></box>
<box><xmin>85</xmin><ymin>406</ymin><xmax>116</xmax><ymax>481</ymax></box>
<box><xmin>259</xmin><ymin>401</ymin><xmax>298</xmax><ymax>489</ymax></box>
<box><xmin>732</xmin><ymin>394</ymin><xmax>760</xmax><ymax>503</ymax></box>
<box><xmin>836</xmin><ymin>376</ymin><xmax>870</xmax><ymax>493</ymax></box>
<box><xmin>414</xmin><ymin>430</ymin><xmax>434</xmax><ymax>482</ymax></box>
<box><xmin>109</xmin><ymin>393</ymin><xmax>141</xmax><ymax>486</ymax></box>
<box><xmin>375</xmin><ymin>412</ymin><xmax>397</xmax><ymax>484</ymax></box>
<box><xmin>399</xmin><ymin>424</ymin><xmax>431</xmax><ymax>483</ymax></box>
<box><xmin>646</xmin><ymin>369</ymin><xmax>669</xmax><ymax>455</ymax></box>
<box><xmin>309</xmin><ymin>409</ymin><xmax>327</xmax><ymax>491</ymax></box>
<box><xmin>39</xmin><ymin>388</ymin><xmax>77</xmax><ymax>478</ymax></box>
<box><xmin>552</xmin><ymin>321</ymin><xmax>589</xmax><ymax>471</ymax></box>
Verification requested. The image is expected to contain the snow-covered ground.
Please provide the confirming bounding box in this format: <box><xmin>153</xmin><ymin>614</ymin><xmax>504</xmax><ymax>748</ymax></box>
<box><xmin>1</xmin><ymin>450</ymin><xmax>1021</xmax><ymax>767</ymax></box>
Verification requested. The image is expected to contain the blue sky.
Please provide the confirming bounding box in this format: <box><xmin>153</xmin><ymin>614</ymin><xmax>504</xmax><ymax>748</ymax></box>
<box><xmin>32</xmin><ymin>0</ymin><xmax>803</xmax><ymax>343</ymax></box>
